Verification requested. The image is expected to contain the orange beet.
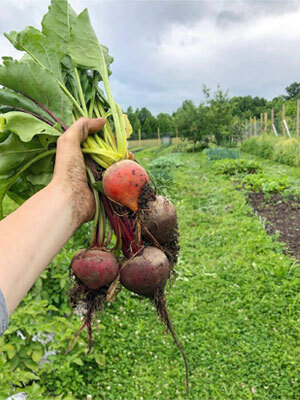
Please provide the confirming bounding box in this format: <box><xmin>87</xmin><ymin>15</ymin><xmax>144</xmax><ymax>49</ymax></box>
<box><xmin>102</xmin><ymin>160</ymin><xmax>149</xmax><ymax>212</ymax></box>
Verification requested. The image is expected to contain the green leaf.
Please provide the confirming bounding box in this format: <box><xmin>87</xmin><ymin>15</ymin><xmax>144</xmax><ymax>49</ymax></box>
<box><xmin>0</xmin><ymin>87</ymin><xmax>54</xmax><ymax>123</ymax></box>
<box><xmin>23</xmin><ymin>358</ymin><xmax>38</xmax><ymax>370</ymax></box>
<box><xmin>0</xmin><ymin>134</ymin><xmax>55</xmax><ymax>219</ymax></box>
<box><xmin>31</xmin><ymin>350</ymin><xmax>43</xmax><ymax>363</ymax></box>
<box><xmin>0</xmin><ymin>132</ymin><xmax>44</xmax><ymax>174</ymax></box>
<box><xmin>0</xmin><ymin>112</ymin><xmax>60</xmax><ymax>142</ymax></box>
<box><xmin>72</xmin><ymin>357</ymin><xmax>84</xmax><ymax>366</ymax></box>
<box><xmin>42</xmin><ymin>0</ymin><xmax>77</xmax><ymax>54</ymax></box>
<box><xmin>68</xmin><ymin>9</ymin><xmax>113</xmax><ymax>75</ymax></box>
<box><xmin>0</xmin><ymin>59</ymin><xmax>73</xmax><ymax>127</ymax></box>
<box><xmin>5</xmin><ymin>26</ymin><xmax>63</xmax><ymax>82</ymax></box>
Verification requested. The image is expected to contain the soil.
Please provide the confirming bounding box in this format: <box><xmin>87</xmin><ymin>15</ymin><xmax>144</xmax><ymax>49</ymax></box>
<box><xmin>247</xmin><ymin>192</ymin><xmax>300</xmax><ymax>259</ymax></box>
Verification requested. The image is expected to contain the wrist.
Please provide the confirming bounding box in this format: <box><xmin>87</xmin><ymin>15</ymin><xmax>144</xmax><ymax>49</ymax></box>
<box><xmin>49</xmin><ymin>177</ymin><xmax>95</xmax><ymax>227</ymax></box>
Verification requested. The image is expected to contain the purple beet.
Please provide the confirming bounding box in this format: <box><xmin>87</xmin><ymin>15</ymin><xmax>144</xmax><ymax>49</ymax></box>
<box><xmin>71</xmin><ymin>248</ymin><xmax>119</xmax><ymax>290</ymax></box>
<box><xmin>142</xmin><ymin>195</ymin><xmax>177</xmax><ymax>243</ymax></box>
<box><xmin>120</xmin><ymin>246</ymin><xmax>170</xmax><ymax>296</ymax></box>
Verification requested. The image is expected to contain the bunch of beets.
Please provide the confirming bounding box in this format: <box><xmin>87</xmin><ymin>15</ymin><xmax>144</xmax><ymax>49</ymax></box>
<box><xmin>69</xmin><ymin>158</ymin><xmax>189</xmax><ymax>392</ymax></box>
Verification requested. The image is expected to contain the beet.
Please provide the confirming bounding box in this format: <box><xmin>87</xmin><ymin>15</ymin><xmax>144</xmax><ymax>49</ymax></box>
<box><xmin>71</xmin><ymin>248</ymin><xmax>119</xmax><ymax>290</ymax></box>
<box><xmin>142</xmin><ymin>195</ymin><xmax>177</xmax><ymax>244</ymax></box>
<box><xmin>102</xmin><ymin>160</ymin><xmax>150</xmax><ymax>212</ymax></box>
<box><xmin>120</xmin><ymin>247</ymin><xmax>170</xmax><ymax>296</ymax></box>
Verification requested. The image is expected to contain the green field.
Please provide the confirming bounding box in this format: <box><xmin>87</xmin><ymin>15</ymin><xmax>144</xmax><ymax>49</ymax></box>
<box><xmin>1</xmin><ymin>146</ymin><xmax>300</xmax><ymax>399</ymax></box>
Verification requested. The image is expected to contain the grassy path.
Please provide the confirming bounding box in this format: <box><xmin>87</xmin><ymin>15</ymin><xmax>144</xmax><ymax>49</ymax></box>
<box><xmin>128</xmin><ymin>148</ymin><xmax>300</xmax><ymax>399</ymax></box>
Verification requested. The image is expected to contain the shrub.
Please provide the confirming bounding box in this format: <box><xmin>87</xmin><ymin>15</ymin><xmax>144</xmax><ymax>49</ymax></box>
<box><xmin>241</xmin><ymin>135</ymin><xmax>300</xmax><ymax>167</ymax></box>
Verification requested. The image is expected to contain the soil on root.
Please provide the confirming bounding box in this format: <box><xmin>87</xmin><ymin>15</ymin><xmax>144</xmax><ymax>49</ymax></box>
<box><xmin>68</xmin><ymin>272</ymin><xmax>108</xmax><ymax>353</ymax></box>
<box><xmin>138</xmin><ymin>182</ymin><xmax>156</xmax><ymax>210</ymax></box>
<box><xmin>247</xmin><ymin>192</ymin><xmax>300</xmax><ymax>259</ymax></box>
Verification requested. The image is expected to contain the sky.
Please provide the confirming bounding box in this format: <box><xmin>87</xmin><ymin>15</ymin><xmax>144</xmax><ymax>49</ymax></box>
<box><xmin>1</xmin><ymin>0</ymin><xmax>300</xmax><ymax>115</ymax></box>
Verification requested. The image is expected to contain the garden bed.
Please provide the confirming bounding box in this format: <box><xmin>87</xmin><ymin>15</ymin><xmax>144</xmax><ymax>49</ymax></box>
<box><xmin>247</xmin><ymin>192</ymin><xmax>300</xmax><ymax>259</ymax></box>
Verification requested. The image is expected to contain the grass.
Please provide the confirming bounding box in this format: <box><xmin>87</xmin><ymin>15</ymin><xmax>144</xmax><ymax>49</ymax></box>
<box><xmin>2</xmin><ymin>146</ymin><xmax>300</xmax><ymax>399</ymax></box>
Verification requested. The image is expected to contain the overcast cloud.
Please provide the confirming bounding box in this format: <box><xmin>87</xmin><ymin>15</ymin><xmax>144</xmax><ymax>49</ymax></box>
<box><xmin>1</xmin><ymin>0</ymin><xmax>300</xmax><ymax>115</ymax></box>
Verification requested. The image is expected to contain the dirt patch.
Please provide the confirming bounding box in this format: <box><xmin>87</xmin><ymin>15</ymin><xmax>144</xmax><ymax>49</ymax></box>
<box><xmin>247</xmin><ymin>192</ymin><xmax>300</xmax><ymax>259</ymax></box>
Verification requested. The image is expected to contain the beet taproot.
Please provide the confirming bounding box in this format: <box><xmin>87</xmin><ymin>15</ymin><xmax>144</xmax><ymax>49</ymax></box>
<box><xmin>142</xmin><ymin>195</ymin><xmax>177</xmax><ymax>244</ymax></box>
<box><xmin>120</xmin><ymin>246</ymin><xmax>170</xmax><ymax>296</ymax></box>
<box><xmin>71</xmin><ymin>248</ymin><xmax>119</xmax><ymax>290</ymax></box>
<box><xmin>102</xmin><ymin>160</ymin><xmax>149</xmax><ymax>212</ymax></box>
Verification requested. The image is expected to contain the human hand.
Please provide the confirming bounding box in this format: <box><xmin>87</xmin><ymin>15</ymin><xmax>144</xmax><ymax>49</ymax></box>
<box><xmin>52</xmin><ymin>117</ymin><xmax>106</xmax><ymax>225</ymax></box>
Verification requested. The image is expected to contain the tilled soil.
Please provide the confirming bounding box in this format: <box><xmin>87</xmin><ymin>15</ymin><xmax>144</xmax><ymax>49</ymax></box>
<box><xmin>247</xmin><ymin>192</ymin><xmax>300</xmax><ymax>259</ymax></box>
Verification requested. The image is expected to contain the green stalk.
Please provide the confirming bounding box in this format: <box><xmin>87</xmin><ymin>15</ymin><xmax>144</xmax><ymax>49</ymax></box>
<box><xmin>115</xmin><ymin>102</ymin><xmax>127</xmax><ymax>157</ymax></box>
<box><xmin>97</xmin><ymin>44</ymin><xmax>125</xmax><ymax>156</ymax></box>
<box><xmin>97</xmin><ymin>101</ymin><xmax>117</xmax><ymax>152</ymax></box>
<box><xmin>74</xmin><ymin>67</ymin><xmax>88</xmax><ymax>116</ymax></box>
<box><xmin>97</xmin><ymin>199</ymin><xmax>106</xmax><ymax>248</ymax></box>
<box><xmin>86</xmin><ymin>166</ymin><xmax>100</xmax><ymax>248</ymax></box>
<box><xmin>92</xmin><ymin>103</ymin><xmax>117</xmax><ymax>152</ymax></box>
<box><xmin>57</xmin><ymin>81</ymin><xmax>86</xmax><ymax>117</ymax></box>
<box><xmin>88</xmin><ymin>75</ymin><xmax>98</xmax><ymax>118</ymax></box>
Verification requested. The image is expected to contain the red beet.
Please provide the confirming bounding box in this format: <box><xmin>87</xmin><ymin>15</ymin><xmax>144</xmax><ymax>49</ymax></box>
<box><xmin>71</xmin><ymin>248</ymin><xmax>119</xmax><ymax>290</ymax></box>
<box><xmin>120</xmin><ymin>247</ymin><xmax>170</xmax><ymax>296</ymax></box>
<box><xmin>142</xmin><ymin>195</ymin><xmax>177</xmax><ymax>243</ymax></box>
<box><xmin>102</xmin><ymin>160</ymin><xmax>149</xmax><ymax>212</ymax></box>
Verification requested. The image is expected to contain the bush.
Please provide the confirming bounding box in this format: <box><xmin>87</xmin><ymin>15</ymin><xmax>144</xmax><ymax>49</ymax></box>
<box><xmin>241</xmin><ymin>135</ymin><xmax>300</xmax><ymax>167</ymax></box>
<box><xmin>185</xmin><ymin>142</ymin><xmax>209</xmax><ymax>153</ymax></box>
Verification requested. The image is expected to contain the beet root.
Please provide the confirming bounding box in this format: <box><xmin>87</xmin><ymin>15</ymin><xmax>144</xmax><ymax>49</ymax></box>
<box><xmin>142</xmin><ymin>195</ymin><xmax>177</xmax><ymax>244</ymax></box>
<box><xmin>102</xmin><ymin>160</ymin><xmax>150</xmax><ymax>212</ymax></box>
<box><xmin>120</xmin><ymin>247</ymin><xmax>170</xmax><ymax>296</ymax></box>
<box><xmin>71</xmin><ymin>248</ymin><xmax>119</xmax><ymax>290</ymax></box>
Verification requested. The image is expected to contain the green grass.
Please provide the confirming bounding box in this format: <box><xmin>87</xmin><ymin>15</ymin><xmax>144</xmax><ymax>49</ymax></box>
<box><xmin>1</xmin><ymin>148</ymin><xmax>300</xmax><ymax>399</ymax></box>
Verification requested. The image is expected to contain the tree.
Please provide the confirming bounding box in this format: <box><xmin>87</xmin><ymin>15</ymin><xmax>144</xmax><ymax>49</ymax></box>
<box><xmin>204</xmin><ymin>86</ymin><xmax>233</xmax><ymax>145</ymax></box>
<box><xmin>285</xmin><ymin>82</ymin><xmax>300</xmax><ymax>100</ymax></box>
<box><xmin>157</xmin><ymin>113</ymin><xmax>174</xmax><ymax>135</ymax></box>
<box><xmin>173</xmin><ymin>100</ymin><xmax>210</xmax><ymax>150</ymax></box>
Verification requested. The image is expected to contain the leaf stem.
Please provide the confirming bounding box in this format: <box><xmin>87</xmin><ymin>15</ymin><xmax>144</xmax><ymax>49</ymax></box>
<box><xmin>74</xmin><ymin>67</ymin><xmax>88</xmax><ymax>116</ymax></box>
<box><xmin>57</xmin><ymin>81</ymin><xmax>86</xmax><ymax>118</ymax></box>
<box><xmin>86</xmin><ymin>165</ymin><xmax>100</xmax><ymax>248</ymax></box>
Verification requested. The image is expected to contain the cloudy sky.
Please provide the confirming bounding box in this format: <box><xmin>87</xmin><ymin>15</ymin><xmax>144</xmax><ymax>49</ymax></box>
<box><xmin>1</xmin><ymin>0</ymin><xmax>300</xmax><ymax>115</ymax></box>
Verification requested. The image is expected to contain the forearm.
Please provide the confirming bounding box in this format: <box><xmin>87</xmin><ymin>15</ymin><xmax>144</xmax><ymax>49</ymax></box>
<box><xmin>0</xmin><ymin>182</ymin><xmax>81</xmax><ymax>315</ymax></box>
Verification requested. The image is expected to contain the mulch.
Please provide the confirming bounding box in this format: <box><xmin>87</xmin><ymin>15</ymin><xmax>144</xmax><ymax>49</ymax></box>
<box><xmin>247</xmin><ymin>192</ymin><xmax>300</xmax><ymax>259</ymax></box>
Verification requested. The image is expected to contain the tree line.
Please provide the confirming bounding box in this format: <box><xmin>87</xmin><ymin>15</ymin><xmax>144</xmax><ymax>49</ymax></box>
<box><xmin>126</xmin><ymin>82</ymin><xmax>300</xmax><ymax>146</ymax></box>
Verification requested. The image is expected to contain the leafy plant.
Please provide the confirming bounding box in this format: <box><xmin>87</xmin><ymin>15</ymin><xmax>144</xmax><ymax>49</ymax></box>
<box><xmin>242</xmin><ymin>173</ymin><xmax>290</xmax><ymax>193</ymax></box>
<box><xmin>214</xmin><ymin>159</ymin><xmax>262</xmax><ymax>175</ymax></box>
<box><xmin>0</xmin><ymin>0</ymin><xmax>133</xmax><ymax>219</ymax></box>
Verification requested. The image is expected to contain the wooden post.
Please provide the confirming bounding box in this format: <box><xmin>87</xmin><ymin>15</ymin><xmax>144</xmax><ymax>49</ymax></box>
<box><xmin>249</xmin><ymin>117</ymin><xmax>252</xmax><ymax>137</ymax></box>
<box><xmin>176</xmin><ymin>128</ymin><xmax>179</xmax><ymax>144</ymax></box>
<box><xmin>138</xmin><ymin>128</ymin><xmax>141</xmax><ymax>147</ymax></box>
<box><xmin>297</xmin><ymin>99</ymin><xmax>300</xmax><ymax>136</ymax></box>
<box><xmin>271</xmin><ymin>109</ymin><xmax>274</xmax><ymax>129</ymax></box>
<box><xmin>157</xmin><ymin>127</ymin><xmax>161</xmax><ymax>146</ymax></box>
<box><xmin>260</xmin><ymin>113</ymin><xmax>263</xmax><ymax>133</ymax></box>
<box><xmin>254</xmin><ymin>116</ymin><xmax>257</xmax><ymax>136</ymax></box>
<box><xmin>264</xmin><ymin>112</ymin><xmax>268</xmax><ymax>134</ymax></box>
<box><xmin>282</xmin><ymin>103</ymin><xmax>285</xmax><ymax>136</ymax></box>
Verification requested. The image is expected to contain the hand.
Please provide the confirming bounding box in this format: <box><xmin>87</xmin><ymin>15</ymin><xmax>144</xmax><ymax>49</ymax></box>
<box><xmin>52</xmin><ymin>117</ymin><xmax>106</xmax><ymax>225</ymax></box>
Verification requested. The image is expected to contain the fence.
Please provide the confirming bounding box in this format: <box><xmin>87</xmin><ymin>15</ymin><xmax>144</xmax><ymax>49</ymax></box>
<box><xmin>128</xmin><ymin>128</ymin><xmax>181</xmax><ymax>149</ymax></box>
<box><xmin>244</xmin><ymin>99</ymin><xmax>300</xmax><ymax>139</ymax></box>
